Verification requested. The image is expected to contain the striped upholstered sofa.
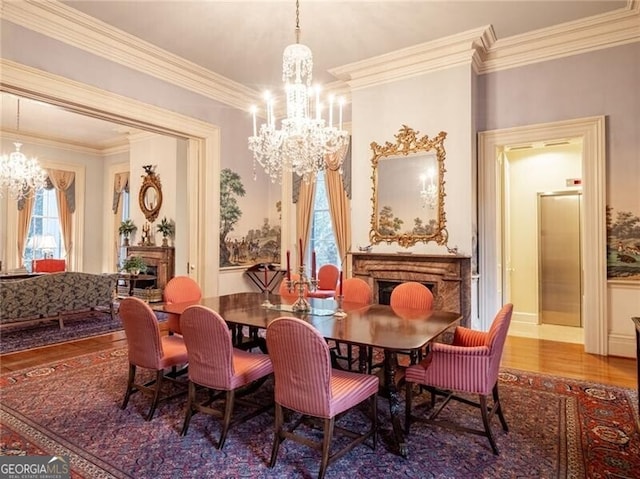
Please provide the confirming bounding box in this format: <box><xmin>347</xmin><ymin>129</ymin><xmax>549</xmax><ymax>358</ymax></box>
<box><xmin>0</xmin><ymin>272</ymin><xmax>118</xmax><ymax>329</ymax></box>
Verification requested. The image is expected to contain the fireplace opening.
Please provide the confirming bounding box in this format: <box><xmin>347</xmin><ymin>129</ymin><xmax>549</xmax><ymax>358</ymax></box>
<box><xmin>377</xmin><ymin>280</ymin><xmax>435</xmax><ymax>305</ymax></box>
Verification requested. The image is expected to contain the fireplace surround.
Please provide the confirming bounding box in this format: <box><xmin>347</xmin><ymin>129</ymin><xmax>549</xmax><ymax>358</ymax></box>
<box><xmin>126</xmin><ymin>246</ymin><xmax>175</xmax><ymax>292</ymax></box>
<box><xmin>349</xmin><ymin>252</ymin><xmax>471</xmax><ymax>327</ymax></box>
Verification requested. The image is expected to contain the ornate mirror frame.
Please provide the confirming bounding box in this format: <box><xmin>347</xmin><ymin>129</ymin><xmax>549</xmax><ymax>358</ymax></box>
<box><xmin>138</xmin><ymin>165</ymin><xmax>163</xmax><ymax>223</ymax></box>
<box><xmin>370</xmin><ymin>125</ymin><xmax>448</xmax><ymax>248</ymax></box>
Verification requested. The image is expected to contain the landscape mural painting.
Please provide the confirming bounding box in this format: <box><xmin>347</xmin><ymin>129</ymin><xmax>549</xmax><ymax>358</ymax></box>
<box><xmin>220</xmin><ymin>168</ymin><xmax>281</xmax><ymax>268</ymax></box>
<box><xmin>606</xmin><ymin>206</ymin><xmax>640</xmax><ymax>280</ymax></box>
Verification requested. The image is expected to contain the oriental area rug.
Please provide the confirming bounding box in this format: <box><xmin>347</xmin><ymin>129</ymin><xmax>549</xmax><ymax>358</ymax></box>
<box><xmin>1</xmin><ymin>349</ymin><xmax>638</xmax><ymax>479</ymax></box>
<box><xmin>0</xmin><ymin>311</ymin><xmax>167</xmax><ymax>354</ymax></box>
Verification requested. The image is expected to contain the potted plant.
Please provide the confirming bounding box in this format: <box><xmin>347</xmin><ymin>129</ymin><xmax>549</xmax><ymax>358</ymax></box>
<box><xmin>156</xmin><ymin>217</ymin><xmax>175</xmax><ymax>247</ymax></box>
<box><xmin>118</xmin><ymin>219</ymin><xmax>137</xmax><ymax>247</ymax></box>
<box><xmin>122</xmin><ymin>255</ymin><xmax>147</xmax><ymax>275</ymax></box>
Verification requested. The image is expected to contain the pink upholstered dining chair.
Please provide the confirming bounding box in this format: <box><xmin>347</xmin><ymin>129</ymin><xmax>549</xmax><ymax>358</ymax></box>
<box><xmin>307</xmin><ymin>264</ymin><xmax>340</xmax><ymax>299</ymax></box>
<box><xmin>332</xmin><ymin>277</ymin><xmax>373</xmax><ymax>370</ymax></box>
<box><xmin>179</xmin><ymin>305</ymin><xmax>273</xmax><ymax>449</ymax></box>
<box><xmin>163</xmin><ymin>275</ymin><xmax>202</xmax><ymax>335</ymax></box>
<box><xmin>266</xmin><ymin>317</ymin><xmax>378</xmax><ymax>479</ymax></box>
<box><xmin>389</xmin><ymin>281</ymin><xmax>434</xmax><ymax>310</ymax></box>
<box><xmin>404</xmin><ymin>303</ymin><xmax>514</xmax><ymax>455</ymax></box>
<box><xmin>370</xmin><ymin>281</ymin><xmax>435</xmax><ymax>370</ymax></box>
<box><xmin>119</xmin><ymin>297</ymin><xmax>188</xmax><ymax>421</ymax></box>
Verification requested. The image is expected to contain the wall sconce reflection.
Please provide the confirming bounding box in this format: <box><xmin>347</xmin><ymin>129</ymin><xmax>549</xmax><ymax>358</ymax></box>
<box><xmin>420</xmin><ymin>167</ymin><xmax>437</xmax><ymax>209</ymax></box>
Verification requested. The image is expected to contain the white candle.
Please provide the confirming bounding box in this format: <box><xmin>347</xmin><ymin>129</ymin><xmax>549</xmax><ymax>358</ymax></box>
<box><xmin>338</xmin><ymin>97</ymin><xmax>344</xmax><ymax>130</ymax></box>
<box><xmin>251</xmin><ymin>106</ymin><xmax>257</xmax><ymax>136</ymax></box>
<box><xmin>329</xmin><ymin>95</ymin><xmax>334</xmax><ymax>128</ymax></box>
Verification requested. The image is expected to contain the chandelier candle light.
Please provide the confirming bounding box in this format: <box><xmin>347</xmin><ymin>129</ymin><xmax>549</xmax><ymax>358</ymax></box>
<box><xmin>0</xmin><ymin>98</ymin><xmax>47</xmax><ymax>200</ymax></box>
<box><xmin>420</xmin><ymin>167</ymin><xmax>437</xmax><ymax>209</ymax></box>
<box><xmin>248</xmin><ymin>0</ymin><xmax>349</xmax><ymax>182</ymax></box>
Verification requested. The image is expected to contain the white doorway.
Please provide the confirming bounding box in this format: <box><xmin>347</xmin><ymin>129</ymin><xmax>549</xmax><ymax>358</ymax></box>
<box><xmin>503</xmin><ymin>143</ymin><xmax>584</xmax><ymax>344</ymax></box>
<box><xmin>478</xmin><ymin>116</ymin><xmax>607</xmax><ymax>355</ymax></box>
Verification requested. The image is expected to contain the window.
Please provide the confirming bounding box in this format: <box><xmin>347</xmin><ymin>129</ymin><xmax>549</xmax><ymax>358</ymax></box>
<box><xmin>308</xmin><ymin>173</ymin><xmax>339</xmax><ymax>267</ymax></box>
<box><xmin>24</xmin><ymin>188</ymin><xmax>64</xmax><ymax>271</ymax></box>
<box><xmin>117</xmin><ymin>188</ymin><xmax>130</xmax><ymax>269</ymax></box>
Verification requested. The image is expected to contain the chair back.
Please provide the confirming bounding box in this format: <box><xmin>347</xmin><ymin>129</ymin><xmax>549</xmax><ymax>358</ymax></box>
<box><xmin>266</xmin><ymin>316</ymin><xmax>332</xmax><ymax>417</ymax></box>
<box><xmin>486</xmin><ymin>303</ymin><xmax>514</xmax><ymax>386</ymax></box>
<box><xmin>342</xmin><ymin>277</ymin><xmax>372</xmax><ymax>304</ymax></box>
<box><xmin>119</xmin><ymin>297</ymin><xmax>165</xmax><ymax>370</ymax></box>
<box><xmin>180</xmin><ymin>305</ymin><xmax>235</xmax><ymax>390</ymax></box>
<box><xmin>32</xmin><ymin>259</ymin><xmax>66</xmax><ymax>273</ymax></box>
<box><xmin>316</xmin><ymin>264</ymin><xmax>340</xmax><ymax>290</ymax></box>
<box><xmin>390</xmin><ymin>281</ymin><xmax>434</xmax><ymax>310</ymax></box>
<box><xmin>164</xmin><ymin>276</ymin><xmax>202</xmax><ymax>303</ymax></box>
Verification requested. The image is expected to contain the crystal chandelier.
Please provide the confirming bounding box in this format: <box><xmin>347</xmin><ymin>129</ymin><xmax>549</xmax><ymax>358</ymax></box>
<box><xmin>420</xmin><ymin>167</ymin><xmax>437</xmax><ymax>209</ymax></box>
<box><xmin>0</xmin><ymin>98</ymin><xmax>47</xmax><ymax>200</ymax></box>
<box><xmin>248</xmin><ymin>0</ymin><xmax>349</xmax><ymax>182</ymax></box>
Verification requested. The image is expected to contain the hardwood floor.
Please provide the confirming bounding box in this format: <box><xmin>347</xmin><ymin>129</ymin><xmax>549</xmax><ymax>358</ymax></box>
<box><xmin>1</xmin><ymin>328</ymin><xmax>637</xmax><ymax>389</ymax></box>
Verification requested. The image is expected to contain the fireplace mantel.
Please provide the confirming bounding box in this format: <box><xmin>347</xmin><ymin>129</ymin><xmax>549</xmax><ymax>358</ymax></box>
<box><xmin>349</xmin><ymin>252</ymin><xmax>471</xmax><ymax>327</ymax></box>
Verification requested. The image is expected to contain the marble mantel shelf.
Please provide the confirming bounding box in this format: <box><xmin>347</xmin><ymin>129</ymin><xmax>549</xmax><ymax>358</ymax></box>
<box><xmin>348</xmin><ymin>252</ymin><xmax>471</xmax><ymax>327</ymax></box>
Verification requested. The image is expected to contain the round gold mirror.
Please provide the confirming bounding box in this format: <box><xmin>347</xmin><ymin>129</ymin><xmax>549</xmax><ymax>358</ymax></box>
<box><xmin>139</xmin><ymin>166</ymin><xmax>163</xmax><ymax>223</ymax></box>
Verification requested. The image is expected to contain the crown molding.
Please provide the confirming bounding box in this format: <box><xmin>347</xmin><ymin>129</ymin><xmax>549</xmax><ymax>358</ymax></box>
<box><xmin>329</xmin><ymin>26</ymin><xmax>495</xmax><ymax>91</ymax></box>
<box><xmin>0</xmin><ymin>0</ymin><xmax>260</xmax><ymax>111</ymax></box>
<box><xmin>479</xmin><ymin>0</ymin><xmax>640</xmax><ymax>74</ymax></box>
<box><xmin>0</xmin><ymin>128</ymin><xmax>129</xmax><ymax>155</ymax></box>
<box><xmin>2</xmin><ymin>1</ymin><xmax>638</xmax><ymax>103</ymax></box>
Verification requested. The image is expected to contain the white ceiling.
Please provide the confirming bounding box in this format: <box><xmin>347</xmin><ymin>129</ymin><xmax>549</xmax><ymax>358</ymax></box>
<box><xmin>1</xmin><ymin>1</ymin><xmax>627</xmax><ymax>149</ymax></box>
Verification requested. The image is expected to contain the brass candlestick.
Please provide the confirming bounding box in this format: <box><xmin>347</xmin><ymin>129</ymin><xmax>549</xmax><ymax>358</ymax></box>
<box><xmin>261</xmin><ymin>287</ymin><xmax>273</xmax><ymax>307</ymax></box>
<box><xmin>334</xmin><ymin>295</ymin><xmax>347</xmax><ymax>318</ymax></box>
<box><xmin>287</xmin><ymin>265</ymin><xmax>318</xmax><ymax>312</ymax></box>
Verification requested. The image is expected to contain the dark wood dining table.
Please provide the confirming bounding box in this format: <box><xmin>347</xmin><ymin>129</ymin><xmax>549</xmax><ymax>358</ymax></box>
<box><xmin>154</xmin><ymin>291</ymin><xmax>461</xmax><ymax>457</ymax></box>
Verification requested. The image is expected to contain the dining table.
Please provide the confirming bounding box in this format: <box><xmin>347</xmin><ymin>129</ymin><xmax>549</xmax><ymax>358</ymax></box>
<box><xmin>154</xmin><ymin>291</ymin><xmax>461</xmax><ymax>457</ymax></box>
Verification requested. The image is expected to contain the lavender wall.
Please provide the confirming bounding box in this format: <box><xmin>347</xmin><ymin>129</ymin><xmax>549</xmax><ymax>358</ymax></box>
<box><xmin>477</xmin><ymin>42</ymin><xmax>640</xmax><ymax>212</ymax></box>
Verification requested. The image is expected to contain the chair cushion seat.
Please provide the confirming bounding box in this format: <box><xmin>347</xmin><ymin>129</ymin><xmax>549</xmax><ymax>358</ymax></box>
<box><xmin>229</xmin><ymin>349</ymin><xmax>274</xmax><ymax>390</ymax></box>
<box><xmin>329</xmin><ymin>369</ymin><xmax>379</xmax><ymax>418</ymax></box>
<box><xmin>158</xmin><ymin>335</ymin><xmax>189</xmax><ymax>369</ymax></box>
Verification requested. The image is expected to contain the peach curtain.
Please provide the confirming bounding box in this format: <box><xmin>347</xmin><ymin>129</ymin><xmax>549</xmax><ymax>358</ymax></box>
<box><xmin>47</xmin><ymin>169</ymin><xmax>75</xmax><ymax>257</ymax></box>
<box><xmin>324</xmin><ymin>143</ymin><xmax>351</xmax><ymax>270</ymax></box>
<box><xmin>112</xmin><ymin>172</ymin><xmax>130</xmax><ymax>213</ymax></box>
<box><xmin>17</xmin><ymin>195</ymin><xmax>35</xmax><ymax>267</ymax></box>
<box><xmin>296</xmin><ymin>177</ymin><xmax>316</xmax><ymax>267</ymax></box>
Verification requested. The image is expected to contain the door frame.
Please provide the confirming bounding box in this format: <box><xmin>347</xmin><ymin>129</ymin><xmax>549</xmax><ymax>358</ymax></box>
<box><xmin>478</xmin><ymin>116</ymin><xmax>606</xmax><ymax>355</ymax></box>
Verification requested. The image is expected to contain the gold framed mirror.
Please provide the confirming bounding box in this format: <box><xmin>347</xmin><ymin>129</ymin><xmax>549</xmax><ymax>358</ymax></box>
<box><xmin>370</xmin><ymin>125</ymin><xmax>448</xmax><ymax>248</ymax></box>
<box><xmin>138</xmin><ymin>165</ymin><xmax>163</xmax><ymax>223</ymax></box>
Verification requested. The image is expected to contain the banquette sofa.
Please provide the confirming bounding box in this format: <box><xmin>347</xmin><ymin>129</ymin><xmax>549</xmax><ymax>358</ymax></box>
<box><xmin>0</xmin><ymin>272</ymin><xmax>118</xmax><ymax>329</ymax></box>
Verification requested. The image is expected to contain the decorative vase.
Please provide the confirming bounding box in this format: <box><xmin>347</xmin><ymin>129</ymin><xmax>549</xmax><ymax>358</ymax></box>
<box><xmin>162</xmin><ymin>237</ymin><xmax>168</xmax><ymax>247</ymax></box>
<box><xmin>123</xmin><ymin>237</ymin><xmax>130</xmax><ymax>247</ymax></box>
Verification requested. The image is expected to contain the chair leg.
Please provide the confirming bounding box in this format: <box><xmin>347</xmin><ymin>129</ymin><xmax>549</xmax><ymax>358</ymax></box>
<box><xmin>371</xmin><ymin>393</ymin><xmax>378</xmax><ymax>450</ymax></box>
<box><xmin>493</xmin><ymin>383</ymin><xmax>509</xmax><ymax>432</ymax></box>
<box><xmin>269</xmin><ymin>403</ymin><xmax>284</xmax><ymax>468</ymax></box>
<box><xmin>145</xmin><ymin>370</ymin><xmax>164</xmax><ymax>421</ymax></box>
<box><xmin>479</xmin><ymin>395</ymin><xmax>499</xmax><ymax>455</ymax></box>
<box><xmin>319</xmin><ymin>417</ymin><xmax>335</xmax><ymax>479</ymax></box>
<box><xmin>121</xmin><ymin>363</ymin><xmax>136</xmax><ymax>410</ymax></box>
<box><xmin>218</xmin><ymin>390</ymin><xmax>235</xmax><ymax>449</ymax></box>
<box><xmin>180</xmin><ymin>381</ymin><xmax>197</xmax><ymax>436</ymax></box>
<box><xmin>404</xmin><ymin>381</ymin><xmax>413</xmax><ymax>434</ymax></box>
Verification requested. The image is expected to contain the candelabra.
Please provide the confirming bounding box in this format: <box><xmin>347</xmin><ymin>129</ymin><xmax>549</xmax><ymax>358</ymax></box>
<box><xmin>286</xmin><ymin>265</ymin><xmax>318</xmax><ymax>312</ymax></box>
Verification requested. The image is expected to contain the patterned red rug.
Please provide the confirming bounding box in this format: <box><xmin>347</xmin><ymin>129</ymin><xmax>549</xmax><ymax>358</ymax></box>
<box><xmin>0</xmin><ymin>349</ymin><xmax>638</xmax><ymax>478</ymax></box>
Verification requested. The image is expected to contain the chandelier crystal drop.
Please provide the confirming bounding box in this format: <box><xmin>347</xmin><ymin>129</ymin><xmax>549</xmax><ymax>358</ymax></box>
<box><xmin>248</xmin><ymin>0</ymin><xmax>349</xmax><ymax>182</ymax></box>
<box><xmin>0</xmin><ymin>99</ymin><xmax>47</xmax><ymax>200</ymax></box>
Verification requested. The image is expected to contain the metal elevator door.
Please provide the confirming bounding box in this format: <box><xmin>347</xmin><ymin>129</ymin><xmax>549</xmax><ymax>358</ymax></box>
<box><xmin>538</xmin><ymin>191</ymin><xmax>582</xmax><ymax>327</ymax></box>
